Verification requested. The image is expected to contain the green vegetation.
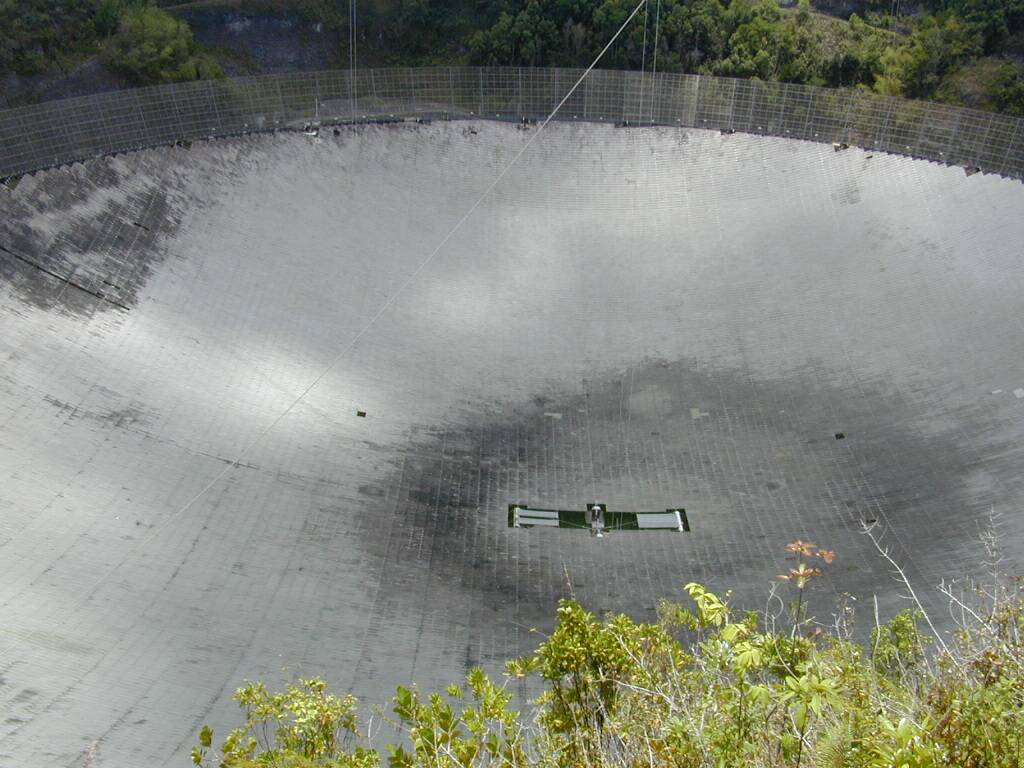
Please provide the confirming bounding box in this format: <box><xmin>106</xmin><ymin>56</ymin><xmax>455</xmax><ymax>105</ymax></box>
<box><xmin>0</xmin><ymin>0</ymin><xmax>116</xmax><ymax>77</ymax></box>
<box><xmin>465</xmin><ymin>0</ymin><xmax>1024</xmax><ymax>112</ymax></box>
<box><xmin>0</xmin><ymin>0</ymin><xmax>221</xmax><ymax>85</ymax></box>
<box><xmin>935</xmin><ymin>55</ymin><xmax>1024</xmax><ymax>113</ymax></box>
<box><xmin>102</xmin><ymin>4</ymin><xmax>222</xmax><ymax>82</ymax></box>
<box><xmin>2</xmin><ymin>0</ymin><xmax>1020</xmax><ymax>111</ymax></box>
<box><xmin>192</xmin><ymin>536</ymin><xmax>1024</xmax><ymax>767</ymax></box>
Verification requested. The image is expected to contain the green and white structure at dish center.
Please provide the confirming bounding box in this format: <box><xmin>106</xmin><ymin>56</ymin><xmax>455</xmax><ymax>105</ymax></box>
<box><xmin>509</xmin><ymin>504</ymin><xmax>690</xmax><ymax>535</ymax></box>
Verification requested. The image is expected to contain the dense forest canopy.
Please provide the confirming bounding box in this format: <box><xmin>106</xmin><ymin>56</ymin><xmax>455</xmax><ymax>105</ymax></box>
<box><xmin>1</xmin><ymin>0</ymin><xmax>1022</xmax><ymax>114</ymax></box>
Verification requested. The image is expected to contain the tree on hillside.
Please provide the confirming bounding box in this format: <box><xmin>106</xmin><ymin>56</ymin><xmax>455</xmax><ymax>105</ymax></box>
<box><xmin>102</xmin><ymin>5</ymin><xmax>222</xmax><ymax>84</ymax></box>
<box><xmin>0</xmin><ymin>0</ymin><xmax>115</xmax><ymax>75</ymax></box>
<box><xmin>876</xmin><ymin>14</ymin><xmax>982</xmax><ymax>98</ymax></box>
<box><xmin>468</xmin><ymin>1</ymin><xmax>562</xmax><ymax>67</ymax></box>
<box><xmin>937</xmin><ymin>55</ymin><xmax>1024</xmax><ymax>113</ymax></box>
<box><xmin>825</xmin><ymin>13</ymin><xmax>889</xmax><ymax>87</ymax></box>
<box><xmin>661</xmin><ymin>0</ymin><xmax>730</xmax><ymax>72</ymax></box>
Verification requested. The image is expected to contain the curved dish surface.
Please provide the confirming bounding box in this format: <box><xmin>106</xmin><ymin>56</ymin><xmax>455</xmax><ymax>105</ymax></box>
<box><xmin>1</xmin><ymin>119</ymin><xmax>1022</xmax><ymax>766</ymax></box>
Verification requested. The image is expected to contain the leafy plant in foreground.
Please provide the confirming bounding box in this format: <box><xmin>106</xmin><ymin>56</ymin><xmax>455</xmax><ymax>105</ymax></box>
<box><xmin>193</xmin><ymin>535</ymin><xmax>1024</xmax><ymax>767</ymax></box>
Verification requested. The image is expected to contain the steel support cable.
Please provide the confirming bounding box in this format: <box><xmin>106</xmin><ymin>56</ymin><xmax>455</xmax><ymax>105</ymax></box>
<box><xmin>349</xmin><ymin>0</ymin><xmax>357</xmax><ymax>114</ymax></box>
<box><xmin>639</xmin><ymin>0</ymin><xmax>649</xmax><ymax>123</ymax></box>
<box><xmin>650</xmin><ymin>0</ymin><xmax>662</xmax><ymax>125</ymax></box>
<box><xmin>59</xmin><ymin>0</ymin><xmax>651</xmax><ymax>620</ymax></box>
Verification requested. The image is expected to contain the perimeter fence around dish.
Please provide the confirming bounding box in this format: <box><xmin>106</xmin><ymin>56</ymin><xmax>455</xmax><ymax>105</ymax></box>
<box><xmin>1</xmin><ymin>67</ymin><xmax>1021</xmax><ymax>180</ymax></box>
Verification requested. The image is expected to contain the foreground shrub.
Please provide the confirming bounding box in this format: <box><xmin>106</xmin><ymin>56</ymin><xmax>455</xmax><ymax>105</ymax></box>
<box><xmin>194</xmin><ymin>538</ymin><xmax>1023</xmax><ymax>768</ymax></box>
